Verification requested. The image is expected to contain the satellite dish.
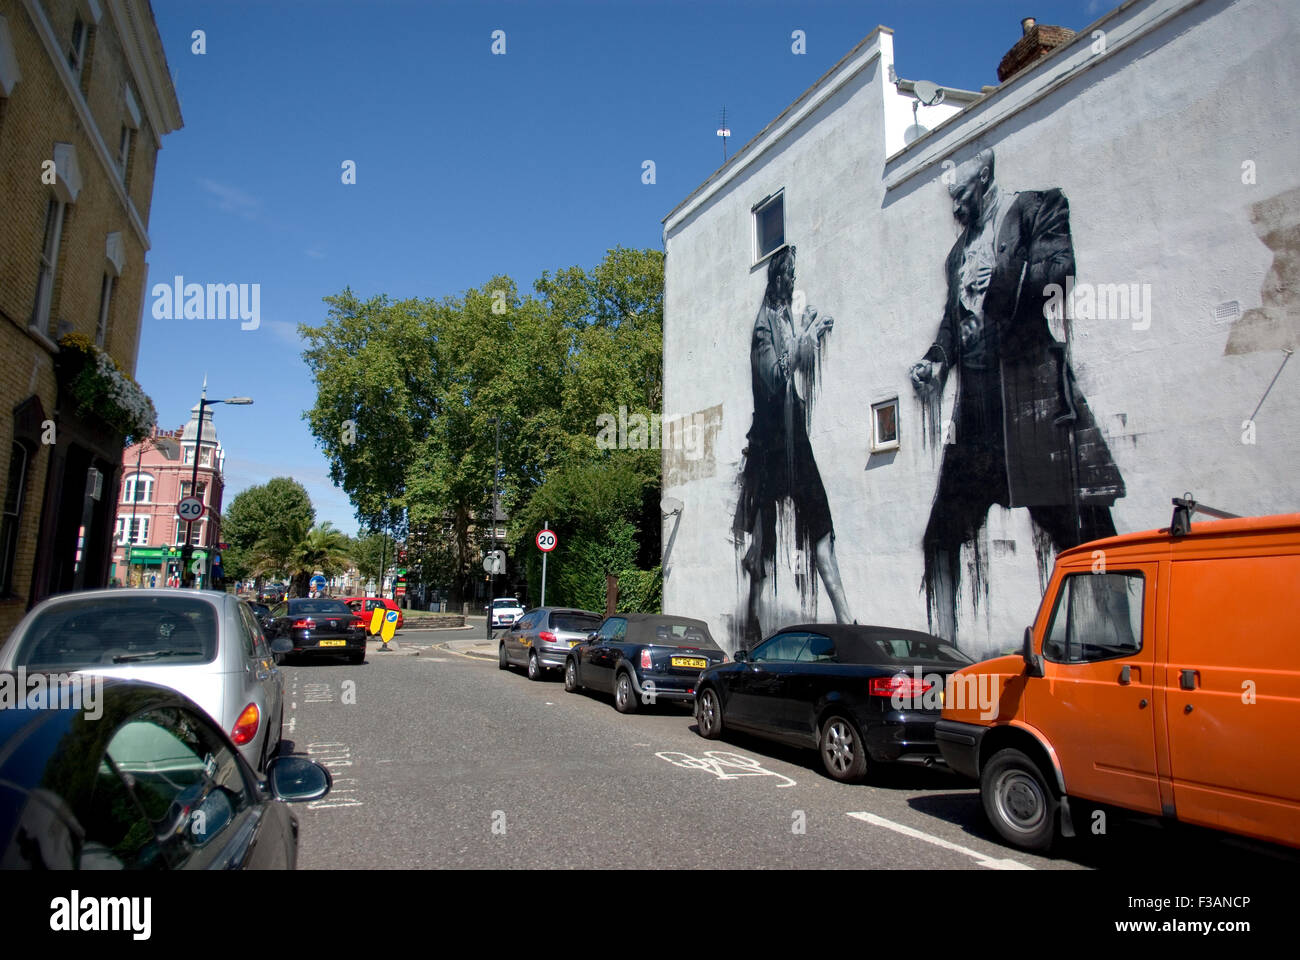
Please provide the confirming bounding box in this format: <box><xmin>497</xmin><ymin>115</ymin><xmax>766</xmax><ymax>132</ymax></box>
<box><xmin>661</xmin><ymin>496</ymin><xmax>684</xmax><ymax>516</ymax></box>
<box><xmin>913</xmin><ymin>80</ymin><xmax>945</xmax><ymax>106</ymax></box>
<box><xmin>903</xmin><ymin>124</ymin><xmax>929</xmax><ymax>145</ymax></box>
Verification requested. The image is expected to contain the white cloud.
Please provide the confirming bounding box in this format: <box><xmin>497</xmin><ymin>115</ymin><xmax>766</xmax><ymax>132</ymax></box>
<box><xmin>267</xmin><ymin>320</ymin><xmax>304</xmax><ymax>347</ymax></box>
<box><xmin>198</xmin><ymin>178</ymin><xmax>260</xmax><ymax>219</ymax></box>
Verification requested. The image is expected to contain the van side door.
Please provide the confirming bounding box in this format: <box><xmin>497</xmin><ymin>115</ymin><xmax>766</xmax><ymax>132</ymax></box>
<box><xmin>1165</xmin><ymin>551</ymin><xmax>1300</xmax><ymax>846</ymax></box>
<box><xmin>1026</xmin><ymin>564</ymin><xmax>1161</xmax><ymax>815</ymax></box>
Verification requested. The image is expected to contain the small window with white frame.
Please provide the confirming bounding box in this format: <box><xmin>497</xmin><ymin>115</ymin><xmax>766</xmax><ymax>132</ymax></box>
<box><xmin>871</xmin><ymin>398</ymin><xmax>900</xmax><ymax>453</ymax></box>
<box><xmin>752</xmin><ymin>191</ymin><xmax>785</xmax><ymax>264</ymax></box>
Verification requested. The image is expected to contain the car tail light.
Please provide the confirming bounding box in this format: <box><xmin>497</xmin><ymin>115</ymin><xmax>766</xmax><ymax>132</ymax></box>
<box><xmin>232</xmin><ymin>703</ymin><xmax>260</xmax><ymax>745</ymax></box>
<box><xmin>350</xmin><ymin>617</ymin><xmax>366</xmax><ymax>630</ymax></box>
<box><xmin>539</xmin><ymin>631</ymin><xmax>557</xmax><ymax>643</ymax></box>
<box><xmin>641</xmin><ymin>649</ymin><xmax>653</xmax><ymax>669</ymax></box>
<box><xmin>869</xmin><ymin>674</ymin><xmax>932</xmax><ymax>698</ymax></box>
<box><xmin>292</xmin><ymin>619</ymin><xmax>316</xmax><ymax>629</ymax></box>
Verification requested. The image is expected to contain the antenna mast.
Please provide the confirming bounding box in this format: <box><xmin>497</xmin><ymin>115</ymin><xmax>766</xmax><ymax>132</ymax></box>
<box><xmin>717</xmin><ymin>106</ymin><xmax>731</xmax><ymax>162</ymax></box>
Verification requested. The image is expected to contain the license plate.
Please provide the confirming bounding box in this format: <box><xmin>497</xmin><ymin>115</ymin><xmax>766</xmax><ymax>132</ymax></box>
<box><xmin>319</xmin><ymin>640</ymin><xmax>347</xmax><ymax>647</ymax></box>
<box><xmin>672</xmin><ymin>657</ymin><xmax>708</xmax><ymax>669</ymax></box>
<box><xmin>569</xmin><ymin>641</ymin><xmax>579</xmax><ymax>647</ymax></box>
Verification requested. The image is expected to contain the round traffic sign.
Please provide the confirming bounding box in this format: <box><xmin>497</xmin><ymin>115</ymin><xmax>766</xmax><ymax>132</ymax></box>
<box><xmin>536</xmin><ymin>529</ymin><xmax>558</xmax><ymax>552</ymax></box>
<box><xmin>177</xmin><ymin>497</ymin><xmax>204</xmax><ymax>522</ymax></box>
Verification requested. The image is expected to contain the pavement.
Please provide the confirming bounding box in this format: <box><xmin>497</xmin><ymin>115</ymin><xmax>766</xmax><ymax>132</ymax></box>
<box><xmin>363</xmin><ymin>616</ymin><xmax>502</xmax><ymax>660</ymax></box>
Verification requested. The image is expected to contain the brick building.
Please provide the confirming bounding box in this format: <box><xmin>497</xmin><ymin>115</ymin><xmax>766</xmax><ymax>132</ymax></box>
<box><xmin>110</xmin><ymin>403</ymin><xmax>227</xmax><ymax>589</ymax></box>
<box><xmin>0</xmin><ymin>0</ymin><xmax>182</xmax><ymax>636</ymax></box>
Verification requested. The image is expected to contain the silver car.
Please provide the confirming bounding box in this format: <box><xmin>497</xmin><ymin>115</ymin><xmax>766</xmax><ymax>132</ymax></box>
<box><xmin>499</xmin><ymin>606</ymin><xmax>604</xmax><ymax>680</ymax></box>
<box><xmin>0</xmin><ymin>589</ymin><xmax>288</xmax><ymax>772</ymax></box>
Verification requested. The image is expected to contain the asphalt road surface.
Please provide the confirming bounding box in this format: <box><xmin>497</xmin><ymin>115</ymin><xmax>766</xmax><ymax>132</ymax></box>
<box><xmin>281</xmin><ymin>633</ymin><xmax>1297</xmax><ymax>870</ymax></box>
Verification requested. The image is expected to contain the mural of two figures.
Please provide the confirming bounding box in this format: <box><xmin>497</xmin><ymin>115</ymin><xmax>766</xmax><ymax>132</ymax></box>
<box><xmin>732</xmin><ymin>148</ymin><xmax>1126</xmax><ymax>649</ymax></box>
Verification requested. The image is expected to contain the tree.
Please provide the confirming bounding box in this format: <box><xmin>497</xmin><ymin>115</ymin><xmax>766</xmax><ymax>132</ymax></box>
<box><xmin>221</xmin><ymin>478</ymin><xmax>315</xmax><ymax>586</ymax></box>
<box><xmin>250</xmin><ymin>520</ymin><xmax>352</xmax><ymax>598</ymax></box>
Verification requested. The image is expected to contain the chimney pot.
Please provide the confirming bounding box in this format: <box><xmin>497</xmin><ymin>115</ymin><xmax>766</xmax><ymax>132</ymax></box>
<box><xmin>1021</xmin><ymin>17</ymin><xmax>1037</xmax><ymax>35</ymax></box>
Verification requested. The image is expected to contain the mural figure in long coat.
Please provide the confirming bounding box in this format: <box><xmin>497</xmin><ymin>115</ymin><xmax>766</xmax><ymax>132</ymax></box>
<box><xmin>734</xmin><ymin>245</ymin><xmax>851</xmax><ymax>645</ymax></box>
<box><xmin>910</xmin><ymin>148</ymin><xmax>1125</xmax><ymax>642</ymax></box>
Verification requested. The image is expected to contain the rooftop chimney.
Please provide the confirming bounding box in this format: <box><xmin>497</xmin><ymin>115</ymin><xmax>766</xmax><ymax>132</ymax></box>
<box><xmin>997</xmin><ymin>17</ymin><xmax>1076</xmax><ymax>82</ymax></box>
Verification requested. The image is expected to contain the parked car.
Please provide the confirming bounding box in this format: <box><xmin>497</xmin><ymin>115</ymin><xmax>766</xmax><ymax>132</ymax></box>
<box><xmin>0</xmin><ymin>676</ymin><xmax>331</xmax><ymax>869</ymax></box>
<box><xmin>937</xmin><ymin>500</ymin><xmax>1300</xmax><ymax>852</ymax></box>
<box><xmin>263</xmin><ymin>598</ymin><xmax>368</xmax><ymax>664</ymax></box>
<box><xmin>341</xmin><ymin>595</ymin><xmax>404</xmax><ymax>630</ymax></box>
<box><xmin>564</xmin><ymin>614</ymin><xmax>727</xmax><ymax>712</ymax></box>
<box><xmin>695</xmin><ymin>624</ymin><xmax>973</xmax><ymax>783</ymax></box>
<box><xmin>488</xmin><ymin>597</ymin><xmax>525</xmax><ymax>629</ymax></box>
<box><xmin>499</xmin><ymin>606</ymin><xmax>604</xmax><ymax>679</ymax></box>
<box><xmin>1</xmin><ymin>589</ymin><xmax>289</xmax><ymax>772</ymax></box>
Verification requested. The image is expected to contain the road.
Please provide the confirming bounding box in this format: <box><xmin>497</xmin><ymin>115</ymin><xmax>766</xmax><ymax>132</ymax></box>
<box><xmin>280</xmin><ymin>629</ymin><xmax>1296</xmax><ymax>870</ymax></box>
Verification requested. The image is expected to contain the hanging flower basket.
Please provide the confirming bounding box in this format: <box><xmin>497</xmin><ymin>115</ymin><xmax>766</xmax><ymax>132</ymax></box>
<box><xmin>56</xmin><ymin>334</ymin><xmax>158</xmax><ymax>446</ymax></box>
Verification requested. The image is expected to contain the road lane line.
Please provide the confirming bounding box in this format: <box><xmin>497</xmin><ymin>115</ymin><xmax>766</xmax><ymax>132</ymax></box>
<box><xmin>845</xmin><ymin>812</ymin><xmax>1033</xmax><ymax>870</ymax></box>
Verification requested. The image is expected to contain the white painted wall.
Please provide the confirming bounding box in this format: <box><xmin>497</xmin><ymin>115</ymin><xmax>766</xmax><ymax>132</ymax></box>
<box><xmin>662</xmin><ymin>0</ymin><xmax>1300</xmax><ymax>658</ymax></box>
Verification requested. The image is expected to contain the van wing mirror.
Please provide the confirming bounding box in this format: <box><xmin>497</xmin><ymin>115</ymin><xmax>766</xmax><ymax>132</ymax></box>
<box><xmin>1022</xmin><ymin>626</ymin><xmax>1044</xmax><ymax>678</ymax></box>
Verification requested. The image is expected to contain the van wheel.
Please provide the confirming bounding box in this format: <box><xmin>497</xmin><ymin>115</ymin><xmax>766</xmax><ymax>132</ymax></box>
<box><xmin>981</xmin><ymin>747</ymin><xmax>1058</xmax><ymax>852</ymax></box>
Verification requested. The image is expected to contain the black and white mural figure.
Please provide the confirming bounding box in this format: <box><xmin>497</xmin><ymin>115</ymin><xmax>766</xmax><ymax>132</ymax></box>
<box><xmin>909</xmin><ymin>148</ymin><xmax>1125</xmax><ymax>643</ymax></box>
<box><xmin>733</xmin><ymin>245</ymin><xmax>851</xmax><ymax>645</ymax></box>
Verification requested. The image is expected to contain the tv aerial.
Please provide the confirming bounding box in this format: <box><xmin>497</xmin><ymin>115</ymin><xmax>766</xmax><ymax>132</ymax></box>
<box><xmin>717</xmin><ymin>106</ymin><xmax>731</xmax><ymax>162</ymax></box>
<box><xmin>904</xmin><ymin>79</ymin><xmax>945</xmax><ymax>144</ymax></box>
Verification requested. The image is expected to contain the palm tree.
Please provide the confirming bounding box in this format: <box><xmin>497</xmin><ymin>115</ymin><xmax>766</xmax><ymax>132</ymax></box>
<box><xmin>250</xmin><ymin>520</ymin><xmax>353</xmax><ymax>597</ymax></box>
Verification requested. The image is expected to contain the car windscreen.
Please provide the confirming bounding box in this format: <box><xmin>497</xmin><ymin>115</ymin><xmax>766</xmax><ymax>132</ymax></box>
<box><xmin>11</xmin><ymin>596</ymin><xmax>220</xmax><ymax>669</ymax></box>
<box><xmin>866</xmin><ymin>634</ymin><xmax>973</xmax><ymax>665</ymax></box>
<box><xmin>288</xmin><ymin>600</ymin><xmax>350</xmax><ymax>616</ymax></box>
<box><xmin>551</xmin><ymin>613</ymin><xmax>602</xmax><ymax>633</ymax></box>
<box><xmin>492</xmin><ymin>599</ymin><xmax>520</xmax><ymax>608</ymax></box>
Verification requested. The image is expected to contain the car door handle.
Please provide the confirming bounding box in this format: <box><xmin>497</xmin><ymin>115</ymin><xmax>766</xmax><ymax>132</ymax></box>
<box><xmin>1180</xmin><ymin>669</ymin><xmax>1199</xmax><ymax>690</ymax></box>
<box><xmin>1118</xmin><ymin>665</ymin><xmax>1140</xmax><ymax>684</ymax></box>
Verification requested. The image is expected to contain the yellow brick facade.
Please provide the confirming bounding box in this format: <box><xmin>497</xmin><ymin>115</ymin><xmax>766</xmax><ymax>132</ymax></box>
<box><xmin>0</xmin><ymin>0</ymin><xmax>180</xmax><ymax>637</ymax></box>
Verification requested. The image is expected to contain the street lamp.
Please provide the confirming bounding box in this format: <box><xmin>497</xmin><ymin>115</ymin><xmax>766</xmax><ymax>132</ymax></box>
<box><xmin>180</xmin><ymin>387</ymin><xmax>253</xmax><ymax>588</ymax></box>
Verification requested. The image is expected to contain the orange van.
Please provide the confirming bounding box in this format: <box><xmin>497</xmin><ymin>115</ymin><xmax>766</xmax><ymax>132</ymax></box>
<box><xmin>936</xmin><ymin>499</ymin><xmax>1300</xmax><ymax>851</ymax></box>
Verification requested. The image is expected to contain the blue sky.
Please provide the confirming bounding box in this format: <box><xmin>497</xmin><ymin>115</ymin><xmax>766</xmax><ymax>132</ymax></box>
<box><xmin>141</xmin><ymin>0</ymin><xmax>1111</xmax><ymax>534</ymax></box>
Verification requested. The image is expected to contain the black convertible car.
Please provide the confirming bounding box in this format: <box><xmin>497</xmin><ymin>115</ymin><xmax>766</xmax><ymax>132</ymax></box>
<box><xmin>693</xmin><ymin>624</ymin><xmax>974</xmax><ymax>782</ymax></box>
<box><xmin>564</xmin><ymin>613</ymin><xmax>727</xmax><ymax>713</ymax></box>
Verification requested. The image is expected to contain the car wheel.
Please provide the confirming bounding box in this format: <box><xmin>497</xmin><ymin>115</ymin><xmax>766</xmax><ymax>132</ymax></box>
<box><xmin>614</xmin><ymin>671</ymin><xmax>638</xmax><ymax>714</ymax></box>
<box><xmin>498</xmin><ymin>642</ymin><xmax>509</xmax><ymax>670</ymax></box>
<box><xmin>981</xmin><ymin>747</ymin><xmax>1059</xmax><ymax>852</ymax></box>
<box><xmin>819</xmin><ymin>715</ymin><xmax>868</xmax><ymax>783</ymax></box>
<box><xmin>697</xmin><ymin>687</ymin><xmax>723</xmax><ymax>740</ymax></box>
<box><xmin>564</xmin><ymin>659</ymin><xmax>580</xmax><ymax>693</ymax></box>
<box><xmin>527</xmin><ymin>651</ymin><xmax>541</xmax><ymax>681</ymax></box>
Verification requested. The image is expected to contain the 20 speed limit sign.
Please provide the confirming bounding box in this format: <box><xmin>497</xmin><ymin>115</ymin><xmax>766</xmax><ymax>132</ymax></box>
<box><xmin>177</xmin><ymin>497</ymin><xmax>204</xmax><ymax>522</ymax></box>
<box><xmin>536</xmin><ymin>529</ymin><xmax>558</xmax><ymax>552</ymax></box>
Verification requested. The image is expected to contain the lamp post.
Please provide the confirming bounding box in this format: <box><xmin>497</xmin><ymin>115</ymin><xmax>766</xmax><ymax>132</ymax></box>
<box><xmin>180</xmin><ymin>386</ymin><xmax>252</xmax><ymax>588</ymax></box>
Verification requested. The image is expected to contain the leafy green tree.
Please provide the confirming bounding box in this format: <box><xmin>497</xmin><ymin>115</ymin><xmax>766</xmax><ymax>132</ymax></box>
<box><xmin>222</xmin><ymin>478</ymin><xmax>314</xmax><ymax>587</ymax></box>
<box><xmin>250</xmin><ymin>520</ymin><xmax>352</xmax><ymax>598</ymax></box>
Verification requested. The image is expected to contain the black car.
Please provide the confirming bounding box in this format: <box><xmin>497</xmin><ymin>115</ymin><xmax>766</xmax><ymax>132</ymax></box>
<box><xmin>0</xmin><ymin>675</ymin><xmax>331</xmax><ymax>869</ymax></box>
<box><xmin>564</xmin><ymin>613</ymin><xmax>727</xmax><ymax>713</ymax></box>
<box><xmin>264</xmin><ymin>597</ymin><xmax>367</xmax><ymax>663</ymax></box>
<box><xmin>693</xmin><ymin>624</ymin><xmax>975</xmax><ymax>783</ymax></box>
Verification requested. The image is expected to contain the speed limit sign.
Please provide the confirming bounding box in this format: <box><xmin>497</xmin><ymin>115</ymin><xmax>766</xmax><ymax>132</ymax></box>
<box><xmin>177</xmin><ymin>496</ymin><xmax>204</xmax><ymax>522</ymax></box>
<box><xmin>536</xmin><ymin>529</ymin><xmax>558</xmax><ymax>552</ymax></box>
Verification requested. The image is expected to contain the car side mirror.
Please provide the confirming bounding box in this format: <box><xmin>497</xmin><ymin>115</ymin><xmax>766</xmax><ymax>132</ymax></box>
<box><xmin>733</xmin><ymin>647</ymin><xmax>748</xmax><ymax>662</ymax></box>
<box><xmin>266</xmin><ymin>756</ymin><xmax>332</xmax><ymax>803</ymax></box>
<box><xmin>1022</xmin><ymin>626</ymin><xmax>1044</xmax><ymax>678</ymax></box>
<box><xmin>270</xmin><ymin>637</ymin><xmax>292</xmax><ymax>654</ymax></box>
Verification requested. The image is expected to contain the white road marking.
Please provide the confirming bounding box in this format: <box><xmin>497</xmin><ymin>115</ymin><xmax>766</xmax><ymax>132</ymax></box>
<box><xmin>845</xmin><ymin>812</ymin><xmax>1033</xmax><ymax>870</ymax></box>
<box><xmin>656</xmin><ymin>750</ymin><xmax>797</xmax><ymax>788</ymax></box>
<box><xmin>305</xmin><ymin>743</ymin><xmax>364</xmax><ymax>808</ymax></box>
<box><xmin>287</xmin><ymin>716</ymin><xmax>296</xmax><ymax>734</ymax></box>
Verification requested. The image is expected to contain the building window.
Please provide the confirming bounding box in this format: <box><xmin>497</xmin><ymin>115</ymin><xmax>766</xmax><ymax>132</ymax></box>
<box><xmin>199</xmin><ymin>447</ymin><xmax>212</xmax><ymax>467</ymax></box>
<box><xmin>32</xmin><ymin>198</ymin><xmax>67</xmax><ymax>333</ymax></box>
<box><xmin>0</xmin><ymin>442</ymin><xmax>31</xmax><ymax>595</ymax></box>
<box><xmin>68</xmin><ymin>17</ymin><xmax>87</xmax><ymax>77</ymax></box>
<box><xmin>121</xmin><ymin>473</ymin><xmax>153</xmax><ymax>503</ymax></box>
<box><xmin>176</xmin><ymin>519</ymin><xmax>201</xmax><ymax>546</ymax></box>
<box><xmin>118</xmin><ymin>517</ymin><xmax>149</xmax><ymax>546</ymax></box>
<box><xmin>753</xmin><ymin>191</ymin><xmax>785</xmax><ymax>263</ymax></box>
<box><xmin>179</xmin><ymin>480</ymin><xmax>207</xmax><ymax>502</ymax></box>
<box><xmin>116</xmin><ymin>124</ymin><xmax>131</xmax><ymax>181</ymax></box>
<box><xmin>96</xmin><ymin>272</ymin><xmax>113</xmax><ymax>347</ymax></box>
<box><xmin>871</xmin><ymin>398</ymin><xmax>900</xmax><ymax>453</ymax></box>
